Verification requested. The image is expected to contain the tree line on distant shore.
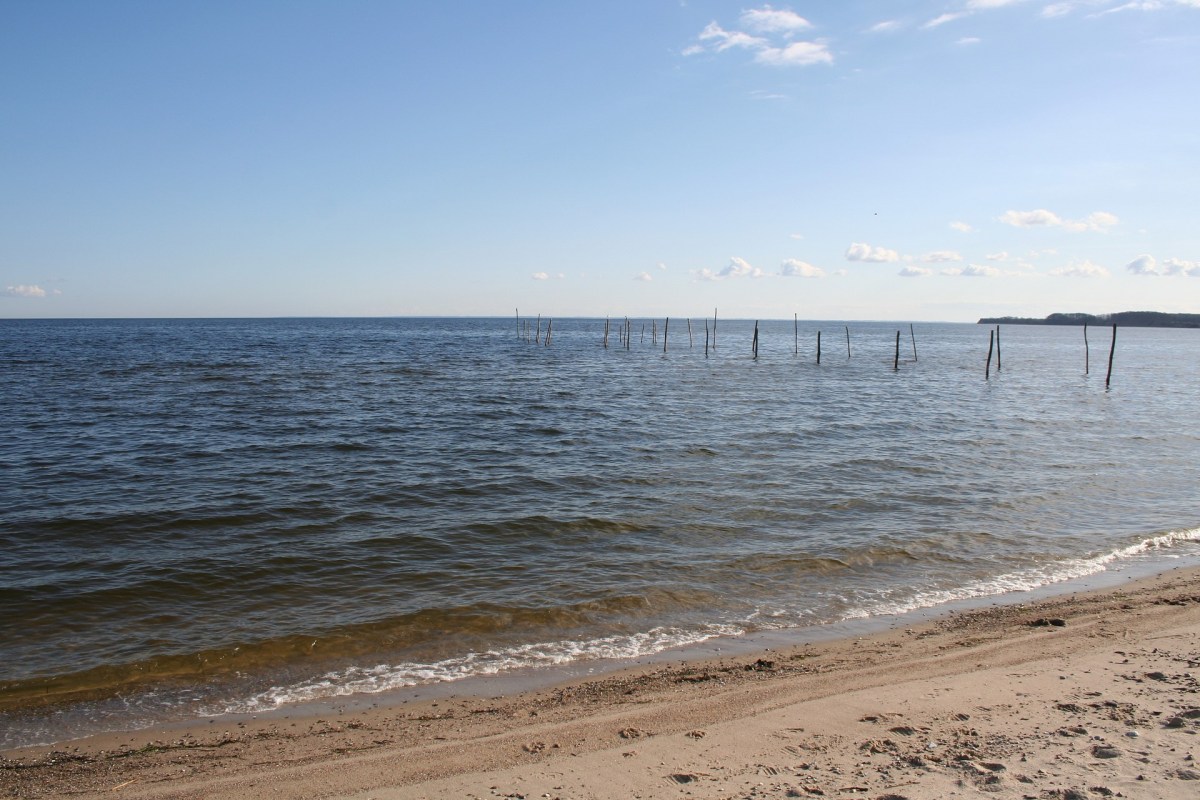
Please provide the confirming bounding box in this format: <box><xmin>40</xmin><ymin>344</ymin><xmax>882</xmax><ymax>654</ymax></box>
<box><xmin>978</xmin><ymin>311</ymin><xmax>1200</xmax><ymax>328</ymax></box>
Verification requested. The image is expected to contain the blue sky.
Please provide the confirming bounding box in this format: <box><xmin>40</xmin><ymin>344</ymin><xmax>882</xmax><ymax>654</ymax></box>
<box><xmin>2</xmin><ymin>1</ymin><xmax>1198</xmax><ymax>321</ymax></box>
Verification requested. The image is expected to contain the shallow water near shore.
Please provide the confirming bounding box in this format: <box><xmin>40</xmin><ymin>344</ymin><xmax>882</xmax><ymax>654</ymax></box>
<box><xmin>2</xmin><ymin>316</ymin><xmax>1199</xmax><ymax>748</ymax></box>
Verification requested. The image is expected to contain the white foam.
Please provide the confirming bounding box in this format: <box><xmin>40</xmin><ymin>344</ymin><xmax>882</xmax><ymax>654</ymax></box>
<box><xmin>214</xmin><ymin>623</ymin><xmax>745</xmax><ymax>715</ymax></box>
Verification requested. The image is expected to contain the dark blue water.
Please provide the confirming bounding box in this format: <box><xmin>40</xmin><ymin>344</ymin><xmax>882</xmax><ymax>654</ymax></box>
<box><xmin>2</xmin><ymin>317</ymin><xmax>1198</xmax><ymax>747</ymax></box>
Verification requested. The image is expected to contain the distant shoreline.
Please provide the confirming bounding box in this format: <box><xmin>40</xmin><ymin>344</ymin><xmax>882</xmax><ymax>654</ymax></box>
<box><xmin>979</xmin><ymin>311</ymin><xmax>1200</xmax><ymax>328</ymax></box>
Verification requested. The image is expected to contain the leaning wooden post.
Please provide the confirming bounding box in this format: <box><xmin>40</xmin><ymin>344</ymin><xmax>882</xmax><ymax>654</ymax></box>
<box><xmin>985</xmin><ymin>329</ymin><xmax>995</xmax><ymax>379</ymax></box>
<box><xmin>545</xmin><ymin>319</ymin><xmax>552</xmax><ymax>346</ymax></box>
<box><xmin>705</xmin><ymin>319</ymin><xmax>710</xmax><ymax>357</ymax></box>
<box><xmin>845</xmin><ymin>326</ymin><xmax>851</xmax><ymax>359</ymax></box>
<box><xmin>894</xmin><ymin>330</ymin><xmax>900</xmax><ymax>370</ymax></box>
<box><xmin>995</xmin><ymin>325</ymin><xmax>1001</xmax><ymax>371</ymax></box>
<box><xmin>752</xmin><ymin>321</ymin><xmax>759</xmax><ymax>359</ymax></box>
<box><xmin>663</xmin><ymin>318</ymin><xmax>669</xmax><ymax>353</ymax></box>
<box><xmin>794</xmin><ymin>313</ymin><xmax>799</xmax><ymax>356</ymax></box>
<box><xmin>1105</xmin><ymin>324</ymin><xmax>1117</xmax><ymax>388</ymax></box>
<box><xmin>603</xmin><ymin>317</ymin><xmax>610</xmax><ymax>349</ymax></box>
<box><xmin>816</xmin><ymin>330</ymin><xmax>822</xmax><ymax>364</ymax></box>
<box><xmin>909</xmin><ymin>323</ymin><xmax>918</xmax><ymax>362</ymax></box>
<box><xmin>687</xmin><ymin>318</ymin><xmax>693</xmax><ymax>348</ymax></box>
<box><xmin>535</xmin><ymin>314</ymin><xmax>541</xmax><ymax>344</ymax></box>
<box><xmin>1084</xmin><ymin>322</ymin><xmax>1089</xmax><ymax>374</ymax></box>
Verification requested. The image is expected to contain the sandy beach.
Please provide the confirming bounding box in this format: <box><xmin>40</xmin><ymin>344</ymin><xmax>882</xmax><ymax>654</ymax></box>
<box><xmin>3</xmin><ymin>566</ymin><xmax>1198</xmax><ymax>800</ymax></box>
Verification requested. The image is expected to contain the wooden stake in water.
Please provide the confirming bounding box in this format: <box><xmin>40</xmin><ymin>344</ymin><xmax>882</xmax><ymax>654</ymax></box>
<box><xmin>545</xmin><ymin>319</ymin><xmax>552</xmax><ymax>346</ymax></box>
<box><xmin>713</xmin><ymin>308</ymin><xmax>718</xmax><ymax>350</ymax></box>
<box><xmin>640</xmin><ymin>323</ymin><xmax>645</xmax><ymax>344</ymax></box>
<box><xmin>603</xmin><ymin>317</ymin><xmax>609</xmax><ymax>349</ymax></box>
<box><xmin>516</xmin><ymin>308</ymin><xmax>520</xmax><ymax>338</ymax></box>
<box><xmin>985</xmin><ymin>329</ymin><xmax>995</xmax><ymax>379</ymax></box>
<box><xmin>845</xmin><ymin>326</ymin><xmax>851</xmax><ymax>359</ymax></box>
<box><xmin>535</xmin><ymin>314</ymin><xmax>541</xmax><ymax>344</ymax></box>
<box><xmin>663</xmin><ymin>318</ymin><xmax>669</xmax><ymax>353</ymax></box>
<box><xmin>752</xmin><ymin>321</ymin><xmax>759</xmax><ymax>359</ymax></box>
<box><xmin>995</xmin><ymin>325</ymin><xmax>1001</xmax><ymax>371</ymax></box>
<box><xmin>1084</xmin><ymin>322</ymin><xmax>1090</xmax><ymax>374</ymax></box>
<box><xmin>816</xmin><ymin>330</ymin><xmax>822</xmax><ymax>364</ymax></box>
<box><xmin>1106</xmin><ymin>324</ymin><xmax>1117</xmax><ymax>388</ymax></box>
<box><xmin>651</xmin><ymin>320</ymin><xmax>657</xmax><ymax>346</ymax></box>
<box><xmin>894</xmin><ymin>330</ymin><xmax>900</xmax><ymax>371</ymax></box>
<box><xmin>705</xmin><ymin>319</ymin><xmax>710</xmax><ymax>357</ymax></box>
<box><xmin>794</xmin><ymin>313</ymin><xmax>798</xmax><ymax>356</ymax></box>
<box><xmin>910</xmin><ymin>323</ymin><xmax>918</xmax><ymax>362</ymax></box>
<box><xmin>687</xmin><ymin>318</ymin><xmax>693</xmax><ymax>348</ymax></box>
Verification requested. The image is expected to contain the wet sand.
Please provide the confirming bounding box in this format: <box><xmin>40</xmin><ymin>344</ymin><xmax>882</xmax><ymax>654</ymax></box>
<box><xmin>3</xmin><ymin>566</ymin><xmax>1199</xmax><ymax>799</ymax></box>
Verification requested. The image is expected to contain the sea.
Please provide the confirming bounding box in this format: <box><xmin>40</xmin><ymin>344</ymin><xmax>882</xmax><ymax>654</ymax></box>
<box><xmin>2</xmin><ymin>316</ymin><xmax>1198</xmax><ymax>749</ymax></box>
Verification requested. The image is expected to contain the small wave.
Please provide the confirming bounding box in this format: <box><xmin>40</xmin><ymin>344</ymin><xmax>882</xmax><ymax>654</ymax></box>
<box><xmin>212</xmin><ymin>623</ymin><xmax>745</xmax><ymax>715</ymax></box>
<box><xmin>845</xmin><ymin>525</ymin><xmax>1200</xmax><ymax>620</ymax></box>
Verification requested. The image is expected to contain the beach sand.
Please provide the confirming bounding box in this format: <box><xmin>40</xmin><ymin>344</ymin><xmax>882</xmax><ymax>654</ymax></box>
<box><xmin>3</xmin><ymin>567</ymin><xmax>1198</xmax><ymax>800</ymax></box>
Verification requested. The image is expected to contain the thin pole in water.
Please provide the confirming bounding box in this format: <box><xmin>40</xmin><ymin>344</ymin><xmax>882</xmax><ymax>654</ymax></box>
<box><xmin>910</xmin><ymin>323</ymin><xmax>917</xmax><ymax>362</ymax></box>
<box><xmin>816</xmin><ymin>330</ymin><xmax>821</xmax><ymax>364</ymax></box>
<box><xmin>713</xmin><ymin>308</ymin><xmax>718</xmax><ymax>350</ymax></box>
<box><xmin>794</xmin><ymin>313</ymin><xmax>798</xmax><ymax>357</ymax></box>
<box><xmin>752</xmin><ymin>321</ymin><xmax>759</xmax><ymax>359</ymax></box>
<box><xmin>1084</xmin><ymin>322</ymin><xmax>1089</xmax><ymax>375</ymax></box>
<box><xmin>995</xmin><ymin>325</ymin><xmax>1001</xmax><ymax>371</ymax></box>
<box><xmin>705</xmin><ymin>319</ymin><xmax>710</xmax><ymax>358</ymax></box>
<box><xmin>845</xmin><ymin>326</ymin><xmax>851</xmax><ymax>359</ymax></box>
<box><xmin>1106</xmin><ymin>324</ymin><xmax>1117</xmax><ymax>388</ymax></box>
<box><xmin>687</xmin><ymin>318</ymin><xmax>693</xmax><ymax>348</ymax></box>
<box><xmin>663</xmin><ymin>318</ymin><xmax>669</xmax><ymax>353</ymax></box>
<box><xmin>985</xmin><ymin>329</ymin><xmax>995</xmax><ymax>379</ymax></box>
<box><xmin>894</xmin><ymin>330</ymin><xmax>900</xmax><ymax>371</ymax></box>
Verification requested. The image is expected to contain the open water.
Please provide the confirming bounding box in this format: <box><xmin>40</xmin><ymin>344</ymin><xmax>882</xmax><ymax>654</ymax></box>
<box><xmin>2</xmin><ymin>316</ymin><xmax>1198</xmax><ymax>747</ymax></box>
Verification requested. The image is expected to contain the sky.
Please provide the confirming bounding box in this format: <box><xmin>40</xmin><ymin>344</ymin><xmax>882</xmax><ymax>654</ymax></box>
<box><xmin>2</xmin><ymin>1</ymin><xmax>1199</xmax><ymax>321</ymax></box>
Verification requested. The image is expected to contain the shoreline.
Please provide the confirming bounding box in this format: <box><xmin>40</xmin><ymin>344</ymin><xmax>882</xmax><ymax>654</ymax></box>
<box><xmin>3</xmin><ymin>565</ymin><xmax>1198</xmax><ymax>799</ymax></box>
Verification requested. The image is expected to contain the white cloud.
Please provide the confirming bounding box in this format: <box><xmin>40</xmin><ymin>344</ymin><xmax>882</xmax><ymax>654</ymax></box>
<box><xmin>635</xmin><ymin>271</ymin><xmax>653</xmax><ymax>282</ymax></box>
<box><xmin>999</xmin><ymin>208</ymin><xmax>1118</xmax><ymax>232</ymax></box>
<box><xmin>950</xmin><ymin>220</ymin><xmax>974</xmax><ymax>233</ymax></box>
<box><xmin>4</xmin><ymin>284</ymin><xmax>47</xmax><ymax>298</ymax></box>
<box><xmin>963</xmin><ymin>264</ymin><xmax>1003</xmax><ymax>277</ymax></box>
<box><xmin>721</xmin><ymin>256</ymin><xmax>766</xmax><ymax>278</ymax></box>
<box><xmin>657</xmin><ymin>262</ymin><xmax>668</xmax><ymax>271</ymax></box>
<box><xmin>756</xmin><ymin>40</ymin><xmax>833</xmax><ymax>66</ymax></box>
<box><xmin>697</xmin><ymin>257</ymin><xmax>768</xmax><ymax>280</ymax></box>
<box><xmin>789</xmin><ymin>232</ymin><xmax>805</xmax><ymax>240</ymax></box>
<box><xmin>531</xmin><ymin>272</ymin><xmax>549</xmax><ymax>280</ymax></box>
<box><xmin>1125</xmin><ymin>254</ymin><xmax>1158</xmax><ymax>275</ymax></box>
<box><xmin>779</xmin><ymin>259</ymin><xmax>826</xmax><ymax>278</ymax></box>
<box><xmin>1163</xmin><ymin>257</ymin><xmax>1200</xmax><ymax>276</ymax></box>
<box><xmin>924</xmin><ymin>12</ymin><xmax>966</xmax><ymax>27</ymax></box>
<box><xmin>986</xmin><ymin>251</ymin><xmax>1009</xmax><ymax>261</ymax></box>
<box><xmin>687</xmin><ymin>9</ymin><xmax>833</xmax><ymax>67</ymax></box>
<box><xmin>697</xmin><ymin>22</ymin><xmax>767</xmax><ymax>52</ymax></box>
<box><xmin>922</xmin><ymin>250</ymin><xmax>963</xmax><ymax>263</ymax></box>
<box><xmin>1051</xmin><ymin>259</ymin><xmax>1110</xmax><ymax>277</ymax></box>
<box><xmin>846</xmin><ymin>242</ymin><xmax>900</xmax><ymax>263</ymax></box>
<box><xmin>957</xmin><ymin>37</ymin><xmax>982</xmax><ymax>45</ymax></box>
<box><xmin>740</xmin><ymin>7</ymin><xmax>813</xmax><ymax>34</ymax></box>
<box><xmin>899</xmin><ymin>266</ymin><xmax>933</xmax><ymax>277</ymax></box>
<box><xmin>868</xmin><ymin>20</ymin><xmax>903</xmax><ymax>33</ymax></box>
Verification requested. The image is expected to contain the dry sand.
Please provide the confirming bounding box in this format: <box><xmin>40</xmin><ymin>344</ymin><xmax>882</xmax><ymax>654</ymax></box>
<box><xmin>3</xmin><ymin>567</ymin><xmax>1199</xmax><ymax>800</ymax></box>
